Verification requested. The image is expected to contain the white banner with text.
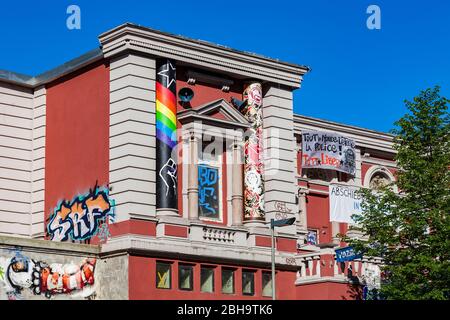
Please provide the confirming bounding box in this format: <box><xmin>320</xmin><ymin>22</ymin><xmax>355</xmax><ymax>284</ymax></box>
<box><xmin>329</xmin><ymin>184</ymin><xmax>362</xmax><ymax>223</ymax></box>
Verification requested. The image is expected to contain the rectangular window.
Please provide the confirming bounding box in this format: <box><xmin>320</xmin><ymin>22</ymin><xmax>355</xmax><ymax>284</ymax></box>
<box><xmin>200</xmin><ymin>266</ymin><xmax>215</xmax><ymax>293</ymax></box>
<box><xmin>156</xmin><ymin>262</ymin><xmax>171</xmax><ymax>289</ymax></box>
<box><xmin>262</xmin><ymin>272</ymin><xmax>273</xmax><ymax>297</ymax></box>
<box><xmin>178</xmin><ymin>265</ymin><xmax>193</xmax><ymax>291</ymax></box>
<box><xmin>221</xmin><ymin>268</ymin><xmax>235</xmax><ymax>294</ymax></box>
<box><xmin>242</xmin><ymin>270</ymin><xmax>255</xmax><ymax>296</ymax></box>
<box><xmin>307</xmin><ymin>230</ymin><xmax>318</xmax><ymax>245</ymax></box>
<box><xmin>198</xmin><ymin>164</ymin><xmax>221</xmax><ymax>220</ymax></box>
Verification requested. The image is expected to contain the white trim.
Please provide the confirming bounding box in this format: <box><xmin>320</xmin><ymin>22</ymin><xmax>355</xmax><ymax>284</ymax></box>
<box><xmin>363</xmin><ymin>165</ymin><xmax>398</xmax><ymax>193</ymax></box>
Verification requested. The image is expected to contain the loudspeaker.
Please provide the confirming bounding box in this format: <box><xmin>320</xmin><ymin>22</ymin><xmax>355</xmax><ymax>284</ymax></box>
<box><xmin>178</xmin><ymin>87</ymin><xmax>194</xmax><ymax>103</ymax></box>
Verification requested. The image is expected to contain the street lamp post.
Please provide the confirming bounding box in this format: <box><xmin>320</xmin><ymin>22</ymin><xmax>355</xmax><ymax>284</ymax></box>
<box><xmin>270</xmin><ymin>217</ymin><xmax>296</xmax><ymax>300</ymax></box>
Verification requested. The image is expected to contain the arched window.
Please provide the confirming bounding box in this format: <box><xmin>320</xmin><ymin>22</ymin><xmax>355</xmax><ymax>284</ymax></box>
<box><xmin>363</xmin><ymin>165</ymin><xmax>397</xmax><ymax>192</ymax></box>
<box><xmin>369</xmin><ymin>171</ymin><xmax>391</xmax><ymax>190</ymax></box>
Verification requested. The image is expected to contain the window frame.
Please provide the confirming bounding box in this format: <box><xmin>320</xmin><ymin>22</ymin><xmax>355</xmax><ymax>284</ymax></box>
<box><xmin>242</xmin><ymin>270</ymin><xmax>255</xmax><ymax>296</ymax></box>
<box><xmin>156</xmin><ymin>261</ymin><xmax>172</xmax><ymax>289</ymax></box>
<box><xmin>221</xmin><ymin>268</ymin><xmax>235</xmax><ymax>295</ymax></box>
<box><xmin>200</xmin><ymin>265</ymin><xmax>215</xmax><ymax>293</ymax></box>
<box><xmin>178</xmin><ymin>264</ymin><xmax>194</xmax><ymax>291</ymax></box>
<box><xmin>261</xmin><ymin>271</ymin><xmax>273</xmax><ymax>297</ymax></box>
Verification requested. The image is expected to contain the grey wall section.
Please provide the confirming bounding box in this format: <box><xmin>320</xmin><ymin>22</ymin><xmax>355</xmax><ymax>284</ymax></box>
<box><xmin>262</xmin><ymin>85</ymin><xmax>297</xmax><ymax>234</ymax></box>
<box><xmin>109</xmin><ymin>53</ymin><xmax>157</xmax><ymax>222</ymax></box>
<box><xmin>0</xmin><ymin>83</ymin><xmax>34</xmax><ymax>237</ymax></box>
<box><xmin>94</xmin><ymin>253</ymin><xmax>128</xmax><ymax>299</ymax></box>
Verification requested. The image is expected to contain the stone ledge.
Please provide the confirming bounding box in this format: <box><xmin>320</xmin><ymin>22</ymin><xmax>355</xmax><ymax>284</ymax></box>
<box><xmin>0</xmin><ymin>235</ymin><xmax>100</xmax><ymax>256</ymax></box>
<box><xmin>100</xmin><ymin>235</ymin><xmax>298</xmax><ymax>270</ymax></box>
<box><xmin>295</xmin><ymin>276</ymin><xmax>352</xmax><ymax>286</ymax></box>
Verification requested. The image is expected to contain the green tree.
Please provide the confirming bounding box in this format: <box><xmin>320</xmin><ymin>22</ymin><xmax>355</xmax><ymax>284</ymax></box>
<box><xmin>347</xmin><ymin>86</ymin><xmax>450</xmax><ymax>300</ymax></box>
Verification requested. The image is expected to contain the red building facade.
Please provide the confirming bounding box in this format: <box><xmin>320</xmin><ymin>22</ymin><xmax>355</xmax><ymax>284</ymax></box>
<box><xmin>0</xmin><ymin>23</ymin><xmax>394</xmax><ymax>300</ymax></box>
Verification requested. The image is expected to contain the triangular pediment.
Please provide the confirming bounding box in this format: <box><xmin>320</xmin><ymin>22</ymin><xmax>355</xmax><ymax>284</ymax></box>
<box><xmin>178</xmin><ymin>99</ymin><xmax>249</xmax><ymax>128</ymax></box>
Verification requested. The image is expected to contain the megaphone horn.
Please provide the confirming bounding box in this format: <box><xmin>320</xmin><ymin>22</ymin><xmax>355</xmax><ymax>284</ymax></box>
<box><xmin>178</xmin><ymin>87</ymin><xmax>194</xmax><ymax>105</ymax></box>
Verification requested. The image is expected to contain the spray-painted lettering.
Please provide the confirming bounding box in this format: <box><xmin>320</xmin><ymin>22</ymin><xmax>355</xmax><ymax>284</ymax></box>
<box><xmin>198</xmin><ymin>165</ymin><xmax>219</xmax><ymax>218</ymax></box>
<box><xmin>47</xmin><ymin>185</ymin><xmax>115</xmax><ymax>242</ymax></box>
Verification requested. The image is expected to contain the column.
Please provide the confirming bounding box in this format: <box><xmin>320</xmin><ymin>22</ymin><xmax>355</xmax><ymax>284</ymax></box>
<box><xmin>109</xmin><ymin>53</ymin><xmax>157</xmax><ymax>222</ymax></box>
<box><xmin>188</xmin><ymin>132</ymin><xmax>199</xmax><ymax>220</ymax></box>
<box><xmin>241</xmin><ymin>83</ymin><xmax>265</xmax><ymax>225</ymax></box>
<box><xmin>297</xmin><ymin>187</ymin><xmax>309</xmax><ymax>232</ymax></box>
<box><xmin>156</xmin><ymin>58</ymin><xmax>178</xmax><ymax>216</ymax></box>
<box><xmin>232</xmin><ymin>142</ymin><xmax>243</xmax><ymax>226</ymax></box>
<box><xmin>332</xmin><ymin>221</ymin><xmax>340</xmax><ymax>245</ymax></box>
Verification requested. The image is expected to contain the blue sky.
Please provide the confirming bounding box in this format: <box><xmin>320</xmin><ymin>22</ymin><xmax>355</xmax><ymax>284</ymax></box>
<box><xmin>1</xmin><ymin>0</ymin><xmax>448</xmax><ymax>132</ymax></box>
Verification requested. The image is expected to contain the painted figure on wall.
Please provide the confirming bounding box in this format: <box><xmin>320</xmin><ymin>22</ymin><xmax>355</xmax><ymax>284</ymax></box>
<box><xmin>241</xmin><ymin>83</ymin><xmax>265</xmax><ymax>221</ymax></box>
<box><xmin>156</xmin><ymin>59</ymin><xmax>178</xmax><ymax>211</ymax></box>
<box><xmin>0</xmin><ymin>252</ymin><xmax>96</xmax><ymax>300</ymax></box>
<box><xmin>47</xmin><ymin>184</ymin><xmax>115</xmax><ymax>242</ymax></box>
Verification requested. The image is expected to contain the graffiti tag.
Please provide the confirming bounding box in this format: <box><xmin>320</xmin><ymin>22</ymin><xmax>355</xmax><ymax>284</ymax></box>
<box><xmin>198</xmin><ymin>165</ymin><xmax>219</xmax><ymax>218</ymax></box>
<box><xmin>97</xmin><ymin>223</ymin><xmax>111</xmax><ymax>243</ymax></box>
<box><xmin>285</xmin><ymin>257</ymin><xmax>297</xmax><ymax>266</ymax></box>
<box><xmin>47</xmin><ymin>185</ymin><xmax>115</xmax><ymax>242</ymax></box>
<box><xmin>0</xmin><ymin>252</ymin><xmax>96</xmax><ymax>299</ymax></box>
<box><xmin>275</xmin><ymin>201</ymin><xmax>292</xmax><ymax>213</ymax></box>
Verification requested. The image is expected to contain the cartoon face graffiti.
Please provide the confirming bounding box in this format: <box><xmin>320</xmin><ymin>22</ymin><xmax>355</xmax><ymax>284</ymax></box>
<box><xmin>244</xmin><ymin>83</ymin><xmax>262</xmax><ymax>108</ymax></box>
<box><xmin>344</xmin><ymin>148</ymin><xmax>356</xmax><ymax>173</ymax></box>
<box><xmin>7</xmin><ymin>256</ymin><xmax>35</xmax><ymax>290</ymax></box>
<box><xmin>0</xmin><ymin>253</ymin><xmax>96</xmax><ymax>299</ymax></box>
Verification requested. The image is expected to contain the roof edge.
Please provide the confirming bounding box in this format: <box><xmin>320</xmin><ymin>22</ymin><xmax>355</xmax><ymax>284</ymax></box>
<box><xmin>293</xmin><ymin>113</ymin><xmax>394</xmax><ymax>142</ymax></box>
<box><xmin>99</xmin><ymin>22</ymin><xmax>311</xmax><ymax>73</ymax></box>
<box><xmin>0</xmin><ymin>48</ymin><xmax>103</xmax><ymax>88</ymax></box>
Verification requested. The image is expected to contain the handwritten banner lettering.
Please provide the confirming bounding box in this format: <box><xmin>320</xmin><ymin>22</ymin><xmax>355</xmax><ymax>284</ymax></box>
<box><xmin>301</xmin><ymin>130</ymin><xmax>356</xmax><ymax>175</ymax></box>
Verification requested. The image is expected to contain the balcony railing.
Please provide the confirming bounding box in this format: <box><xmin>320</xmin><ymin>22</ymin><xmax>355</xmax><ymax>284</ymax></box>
<box><xmin>202</xmin><ymin>226</ymin><xmax>235</xmax><ymax>243</ymax></box>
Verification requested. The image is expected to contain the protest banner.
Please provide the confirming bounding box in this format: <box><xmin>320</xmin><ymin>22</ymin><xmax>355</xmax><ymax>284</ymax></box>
<box><xmin>301</xmin><ymin>130</ymin><xmax>356</xmax><ymax>175</ymax></box>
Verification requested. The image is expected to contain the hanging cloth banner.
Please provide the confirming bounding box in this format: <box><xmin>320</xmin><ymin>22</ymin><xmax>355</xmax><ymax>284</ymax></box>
<box><xmin>156</xmin><ymin>59</ymin><xmax>178</xmax><ymax>210</ymax></box>
<box><xmin>301</xmin><ymin>130</ymin><xmax>356</xmax><ymax>175</ymax></box>
<box><xmin>329</xmin><ymin>184</ymin><xmax>362</xmax><ymax>223</ymax></box>
<box><xmin>335</xmin><ymin>246</ymin><xmax>363</xmax><ymax>262</ymax></box>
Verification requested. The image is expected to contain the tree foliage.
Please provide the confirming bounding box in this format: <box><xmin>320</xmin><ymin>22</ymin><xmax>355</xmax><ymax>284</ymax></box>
<box><xmin>347</xmin><ymin>86</ymin><xmax>450</xmax><ymax>300</ymax></box>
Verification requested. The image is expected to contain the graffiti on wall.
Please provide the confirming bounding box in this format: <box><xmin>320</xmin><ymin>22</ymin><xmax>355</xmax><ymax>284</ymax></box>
<box><xmin>198</xmin><ymin>164</ymin><xmax>220</xmax><ymax>218</ymax></box>
<box><xmin>156</xmin><ymin>59</ymin><xmax>178</xmax><ymax>211</ymax></box>
<box><xmin>0</xmin><ymin>251</ymin><xmax>96</xmax><ymax>300</ymax></box>
<box><xmin>47</xmin><ymin>184</ymin><xmax>115</xmax><ymax>242</ymax></box>
<box><xmin>241</xmin><ymin>83</ymin><xmax>265</xmax><ymax>221</ymax></box>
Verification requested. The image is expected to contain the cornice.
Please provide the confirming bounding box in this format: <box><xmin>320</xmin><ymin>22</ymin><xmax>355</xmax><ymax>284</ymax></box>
<box><xmin>99</xmin><ymin>23</ymin><xmax>309</xmax><ymax>88</ymax></box>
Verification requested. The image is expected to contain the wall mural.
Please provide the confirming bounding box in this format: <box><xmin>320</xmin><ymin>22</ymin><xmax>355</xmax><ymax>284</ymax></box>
<box><xmin>47</xmin><ymin>184</ymin><xmax>115</xmax><ymax>242</ymax></box>
<box><xmin>242</xmin><ymin>83</ymin><xmax>265</xmax><ymax>221</ymax></box>
<box><xmin>0</xmin><ymin>251</ymin><xmax>96</xmax><ymax>300</ymax></box>
<box><xmin>198</xmin><ymin>164</ymin><xmax>220</xmax><ymax>219</ymax></box>
<box><xmin>156</xmin><ymin>59</ymin><xmax>178</xmax><ymax>210</ymax></box>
